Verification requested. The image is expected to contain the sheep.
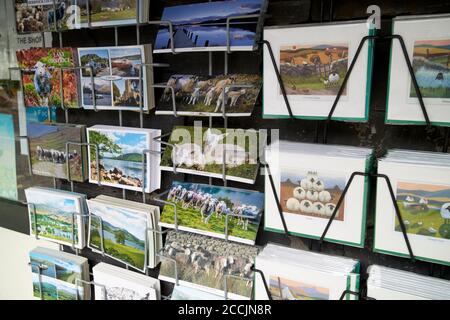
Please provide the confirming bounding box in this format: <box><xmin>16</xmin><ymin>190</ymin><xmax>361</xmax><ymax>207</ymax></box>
<box><xmin>300</xmin><ymin>178</ymin><xmax>312</xmax><ymax>190</ymax></box>
<box><xmin>318</xmin><ymin>190</ymin><xmax>331</xmax><ymax>203</ymax></box>
<box><xmin>32</xmin><ymin>61</ymin><xmax>52</xmax><ymax>106</ymax></box>
<box><xmin>187</xmin><ymin>87</ymin><xmax>200</xmax><ymax>105</ymax></box>
<box><xmin>300</xmin><ymin>200</ymin><xmax>313</xmax><ymax>213</ymax></box>
<box><xmin>227</xmin><ymin>89</ymin><xmax>246</xmax><ymax>107</ymax></box>
<box><xmin>313</xmin><ymin>202</ymin><xmax>326</xmax><ymax>215</ymax></box>
<box><xmin>171</xmin><ymin>143</ymin><xmax>204</xmax><ymax>168</ymax></box>
<box><xmin>313</xmin><ymin>179</ymin><xmax>325</xmax><ymax>192</ymax></box>
<box><xmin>306</xmin><ymin>190</ymin><xmax>319</xmax><ymax>202</ymax></box>
<box><xmin>204</xmin><ymin>87</ymin><xmax>216</xmax><ymax>106</ymax></box>
<box><xmin>286</xmin><ymin>198</ymin><xmax>300</xmax><ymax>211</ymax></box>
<box><xmin>293</xmin><ymin>187</ymin><xmax>306</xmax><ymax>200</ymax></box>
<box><xmin>324</xmin><ymin>203</ymin><xmax>336</xmax><ymax>217</ymax></box>
<box><xmin>324</xmin><ymin>72</ymin><xmax>340</xmax><ymax>87</ymax></box>
<box><xmin>214</xmin><ymin>87</ymin><xmax>230</xmax><ymax>112</ymax></box>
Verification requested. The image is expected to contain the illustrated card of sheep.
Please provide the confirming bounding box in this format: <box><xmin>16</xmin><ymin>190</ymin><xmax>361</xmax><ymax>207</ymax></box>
<box><xmin>264</xmin><ymin>141</ymin><xmax>373</xmax><ymax>248</ymax></box>
<box><xmin>374</xmin><ymin>150</ymin><xmax>450</xmax><ymax>266</ymax></box>
<box><xmin>263</xmin><ymin>21</ymin><xmax>376</xmax><ymax>121</ymax></box>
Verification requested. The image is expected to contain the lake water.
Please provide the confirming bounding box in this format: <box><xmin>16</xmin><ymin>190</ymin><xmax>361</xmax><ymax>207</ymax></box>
<box><xmin>83</xmin><ymin>93</ymin><xmax>112</xmax><ymax>107</ymax></box>
<box><xmin>415</xmin><ymin>67</ymin><xmax>450</xmax><ymax>89</ymax></box>
<box><xmin>102</xmin><ymin>229</ymin><xmax>145</xmax><ymax>251</ymax></box>
<box><xmin>101</xmin><ymin>158</ymin><xmax>143</xmax><ymax>180</ymax></box>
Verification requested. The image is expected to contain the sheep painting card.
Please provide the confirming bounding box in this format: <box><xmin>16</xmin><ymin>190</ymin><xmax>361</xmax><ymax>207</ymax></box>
<box><xmin>25</xmin><ymin>188</ymin><xmax>85</xmax><ymax>248</ymax></box>
<box><xmin>409</xmin><ymin>39</ymin><xmax>450</xmax><ymax>101</ymax></box>
<box><xmin>280</xmin><ymin>43</ymin><xmax>349</xmax><ymax>96</ymax></box>
<box><xmin>79</xmin><ymin>46</ymin><xmax>151</xmax><ymax>111</ymax></box>
<box><xmin>156</xmin><ymin>74</ymin><xmax>262</xmax><ymax>116</ymax></box>
<box><xmin>16</xmin><ymin>47</ymin><xmax>80</xmax><ymax>109</ymax></box>
<box><xmin>395</xmin><ymin>182</ymin><xmax>450</xmax><ymax>240</ymax></box>
<box><xmin>154</xmin><ymin>0</ymin><xmax>267</xmax><ymax>53</ymax></box>
<box><xmin>281</xmin><ymin>170</ymin><xmax>346</xmax><ymax>221</ymax></box>
<box><xmin>269</xmin><ymin>276</ymin><xmax>329</xmax><ymax>300</ymax></box>
<box><xmin>0</xmin><ymin>114</ymin><xmax>18</xmax><ymax>201</ymax></box>
<box><xmin>160</xmin><ymin>126</ymin><xmax>260</xmax><ymax>184</ymax></box>
<box><xmin>87</xmin><ymin>200</ymin><xmax>148</xmax><ymax>272</ymax></box>
<box><xmin>160</xmin><ymin>181</ymin><xmax>264</xmax><ymax>245</ymax></box>
<box><xmin>27</xmin><ymin>122</ymin><xmax>86</xmax><ymax>182</ymax></box>
<box><xmin>158</xmin><ymin>231</ymin><xmax>259</xmax><ymax>300</ymax></box>
<box><xmin>87</xmin><ymin>127</ymin><xmax>153</xmax><ymax>192</ymax></box>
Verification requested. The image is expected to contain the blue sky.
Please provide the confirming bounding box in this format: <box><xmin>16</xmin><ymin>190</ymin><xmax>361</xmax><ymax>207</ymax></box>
<box><xmin>162</xmin><ymin>0</ymin><xmax>263</xmax><ymax>25</ymax></box>
<box><xmin>110</xmin><ymin>47</ymin><xmax>142</xmax><ymax>59</ymax></box>
<box><xmin>27</xmin><ymin>122</ymin><xmax>58</xmax><ymax>138</ymax></box>
<box><xmin>30</xmin><ymin>251</ymin><xmax>81</xmax><ymax>274</ymax></box>
<box><xmin>95</xmin><ymin>130</ymin><xmax>148</xmax><ymax>158</ymax></box>
<box><xmin>281</xmin><ymin>170</ymin><xmax>346</xmax><ymax>190</ymax></box>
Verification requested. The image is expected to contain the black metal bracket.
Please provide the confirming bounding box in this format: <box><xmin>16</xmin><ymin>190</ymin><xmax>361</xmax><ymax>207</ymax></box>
<box><xmin>339</xmin><ymin>289</ymin><xmax>376</xmax><ymax>301</ymax></box>
<box><xmin>318</xmin><ymin>171</ymin><xmax>415</xmax><ymax>262</ymax></box>
<box><xmin>251</xmin><ymin>266</ymin><xmax>273</xmax><ymax>300</ymax></box>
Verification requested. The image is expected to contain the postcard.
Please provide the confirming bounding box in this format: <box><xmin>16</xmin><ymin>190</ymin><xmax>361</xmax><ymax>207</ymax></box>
<box><xmin>160</xmin><ymin>181</ymin><xmax>264</xmax><ymax>245</ymax></box>
<box><xmin>269</xmin><ymin>275</ymin><xmax>329</xmax><ymax>300</ymax></box>
<box><xmin>156</xmin><ymin>74</ymin><xmax>262</xmax><ymax>116</ymax></box>
<box><xmin>154</xmin><ymin>0</ymin><xmax>267</xmax><ymax>53</ymax></box>
<box><xmin>0</xmin><ymin>114</ymin><xmax>18</xmax><ymax>201</ymax></box>
<box><xmin>16</xmin><ymin>47</ymin><xmax>80</xmax><ymax>109</ymax></box>
<box><xmin>87</xmin><ymin>126</ymin><xmax>160</xmax><ymax>193</ymax></box>
<box><xmin>160</xmin><ymin>126</ymin><xmax>260</xmax><ymax>184</ymax></box>
<box><xmin>27</xmin><ymin>122</ymin><xmax>86</xmax><ymax>182</ymax></box>
<box><xmin>87</xmin><ymin>200</ymin><xmax>149</xmax><ymax>272</ymax></box>
<box><xmin>159</xmin><ymin>231</ymin><xmax>259</xmax><ymax>300</ymax></box>
<box><xmin>386</xmin><ymin>15</ymin><xmax>450</xmax><ymax>125</ymax></box>
<box><xmin>25</xmin><ymin>187</ymin><xmax>85</xmax><ymax>248</ymax></box>
<box><xmin>78</xmin><ymin>45</ymin><xmax>152</xmax><ymax>111</ymax></box>
<box><xmin>171</xmin><ymin>285</ymin><xmax>224</xmax><ymax>300</ymax></box>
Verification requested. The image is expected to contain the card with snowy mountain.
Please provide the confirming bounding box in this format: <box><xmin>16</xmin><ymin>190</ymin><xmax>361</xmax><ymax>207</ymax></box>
<box><xmin>160</xmin><ymin>126</ymin><xmax>260</xmax><ymax>184</ymax></box>
<box><xmin>78</xmin><ymin>45</ymin><xmax>154</xmax><ymax>111</ymax></box>
<box><xmin>160</xmin><ymin>181</ymin><xmax>264</xmax><ymax>245</ymax></box>
<box><xmin>155</xmin><ymin>74</ymin><xmax>262</xmax><ymax>116</ymax></box>
<box><xmin>263</xmin><ymin>21</ymin><xmax>375</xmax><ymax>121</ymax></box>
<box><xmin>264</xmin><ymin>141</ymin><xmax>373</xmax><ymax>247</ymax></box>
<box><xmin>374</xmin><ymin>150</ymin><xmax>450</xmax><ymax>265</ymax></box>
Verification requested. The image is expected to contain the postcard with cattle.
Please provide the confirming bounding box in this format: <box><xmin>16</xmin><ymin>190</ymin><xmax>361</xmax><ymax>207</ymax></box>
<box><xmin>154</xmin><ymin>0</ymin><xmax>267</xmax><ymax>53</ymax></box>
<box><xmin>156</xmin><ymin>74</ymin><xmax>262</xmax><ymax>116</ymax></box>
<box><xmin>160</xmin><ymin>126</ymin><xmax>261</xmax><ymax>184</ymax></box>
<box><xmin>158</xmin><ymin>231</ymin><xmax>259</xmax><ymax>300</ymax></box>
<box><xmin>16</xmin><ymin>47</ymin><xmax>80</xmax><ymax>109</ymax></box>
<box><xmin>78</xmin><ymin>45</ymin><xmax>153</xmax><ymax>111</ymax></box>
<box><xmin>160</xmin><ymin>181</ymin><xmax>264</xmax><ymax>245</ymax></box>
<box><xmin>27</xmin><ymin>122</ymin><xmax>87</xmax><ymax>182</ymax></box>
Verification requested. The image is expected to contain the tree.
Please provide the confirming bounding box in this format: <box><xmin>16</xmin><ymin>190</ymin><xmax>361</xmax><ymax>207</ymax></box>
<box><xmin>114</xmin><ymin>230</ymin><xmax>126</xmax><ymax>245</ymax></box>
<box><xmin>88</xmin><ymin>131</ymin><xmax>122</xmax><ymax>161</ymax></box>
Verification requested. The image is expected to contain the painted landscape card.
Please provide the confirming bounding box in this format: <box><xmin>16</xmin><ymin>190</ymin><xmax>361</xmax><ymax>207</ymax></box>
<box><xmin>78</xmin><ymin>46</ymin><xmax>148</xmax><ymax>110</ymax></box>
<box><xmin>160</xmin><ymin>126</ymin><xmax>260</xmax><ymax>184</ymax></box>
<box><xmin>159</xmin><ymin>231</ymin><xmax>258</xmax><ymax>299</ymax></box>
<box><xmin>154</xmin><ymin>0</ymin><xmax>266</xmax><ymax>53</ymax></box>
<box><xmin>281</xmin><ymin>170</ymin><xmax>346</xmax><ymax>220</ymax></box>
<box><xmin>27</xmin><ymin>122</ymin><xmax>85</xmax><ymax>182</ymax></box>
<box><xmin>87</xmin><ymin>127</ymin><xmax>151</xmax><ymax>192</ymax></box>
<box><xmin>16</xmin><ymin>47</ymin><xmax>79</xmax><ymax>109</ymax></box>
<box><xmin>87</xmin><ymin>200</ymin><xmax>148</xmax><ymax>272</ymax></box>
<box><xmin>0</xmin><ymin>114</ymin><xmax>18</xmax><ymax>201</ymax></box>
<box><xmin>30</xmin><ymin>251</ymin><xmax>83</xmax><ymax>300</ymax></box>
<box><xmin>395</xmin><ymin>181</ymin><xmax>450</xmax><ymax>240</ymax></box>
<box><xmin>156</xmin><ymin>74</ymin><xmax>262</xmax><ymax>116</ymax></box>
<box><xmin>280</xmin><ymin>43</ymin><xmax>348</xmax><ymax>96</ymax></box>
<box><xmin>160</xmin><ymin>181</ymin><xmax>264</xmax><ymax>244</ymax></box>
<box><xmin>269</xmin><ymin>276</ymin><xmax>329</xmax><ymax>300</ymax></box>
<box><xmin>25</xmin><ymin>188</ymin><xmax>83</xmax><ymax>248</ymax></box>
<box><xmin>410</xmin><ymin>39</ymin><xmax>450</xmax><ymax>100</ymax></box>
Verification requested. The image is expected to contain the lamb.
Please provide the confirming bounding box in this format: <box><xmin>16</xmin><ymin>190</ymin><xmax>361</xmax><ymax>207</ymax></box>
<box><xmin>286</xmin><ymin>198</ymin><xmax>301</xmax><ymax>211</ymax></box>
<box><xmin>32</xmin><ymin>61</ymin><xmax>52</xmax><ymax>106</ymax></box>
<box><xmin>306</xmin><ymin>190</ymin><xmax>319</xmax><ymax>202</ymax></box>
<box><xmin>171</xmin><ymin>143</ymin><xmax>204</xmax><ymax>168</ymax></box>
<box><xmin>324</xmin><ymin>203</ymin><xmax>336</xmax><ymax>217</ymax></box>
<box><xmin>313</xmin><ymin>202</ymin><xmax>326</xmax><ymax>215</ymax></box>
<box><xmin>293</xmin><ymin>187</ymin><xmax>306</xmax><ymax>200</ymax></box>
<box><xmin>313</xmin><ymin>179</ymin><xmax>325</xmax><ymax>192</ymax></box>
<box><xmin>214</xmin><ymin>87</ymin><xmax>230</xmax><ymax>112</ymax></box>
<box><xmin>300</xmin><ymin>200</ymin><xmax>313</xmax><ymax>213</ymax></box>
<box><xmin>318</xmin><ymin>190</ymin><xmax>331</xmax><ymax>203</ymax></box>
<box><xmin>187</xmin><ymin>87</ymin><xmax>200</xmax><ymax>105</ymax></box>
<box><xmin>324</xmin><ymin>72</ymin><xmax>340</xmax><ymax>87</ymax></box>
<box><xmin>227</xmin><ymin>89</ymin><xmax>246</xmax><ymax>107</ymax></box>
<box><xmin>204</xmin><ymin>87</ymin><xmax>216</xmax><ymax>106</ymax></box>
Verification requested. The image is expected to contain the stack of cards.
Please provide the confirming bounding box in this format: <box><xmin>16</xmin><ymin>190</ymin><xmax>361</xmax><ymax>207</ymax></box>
<box><xmin>78</xmin><ymin>45</ymin><xmax>154</xmax><ymax>111</ymax></box>
<box><xmin>87</xmin><ymin>195</ymin><xmax>162</xmax><ymax>272</ymax></box>
<box><xmin>27</xmin><ymin>122</ymin><xmax>88</xmax><ymax>182</ymax></box>
<box><xmin>265</xmin><ymin>141</ymin><xmax>373</xmax><ymax>247</ymax></box>
<box><xmin>254</xmin><ymin>244</ymin><xmax>360</xmax><ymax>300</ymax></box>
<box><xmin>87</xmin><ymin>125</ymin><xmax>161</xmax><ymax>193</ymax></box>
<box><xmin>93</xmin><ymin>262</ymin><xmax>160</xmax><ymax>300</ymax></box>
<box><xmin>367</xmin><ymin>265</ymin><xmax>450</xmax><ymax>300</ymax></box>
<box><xmin>25</xmin><ymin>187</ymin><xmax>88</xmax><ymax>249</ymax></box>
<box><xmin>171</xmin><ymin>285</ymin><xmax>224</xmax><ymax>300</ymax></box>
<box><xmin>374</xmin><ymin>149</ymin><xmax>450</xmax><ymax>265</ymax></box>
<box><xmin>29</xmin><ymin>247</ymin><xmax>90</xmax><ymax>300</ymax></box>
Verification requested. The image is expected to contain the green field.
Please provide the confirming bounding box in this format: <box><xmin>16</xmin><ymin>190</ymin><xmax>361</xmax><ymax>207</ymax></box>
<box><xmin>281</xmin><ymin>72</ymin><xmax>346</xmax><ymax>95</ymax></box>
<box><xmin>161</xmin><ymin>203</ymin><xmax>258</xmax><ymax>241</ymax></box>
<box><xmin>395</xmin><ymin>202</ymin><xmax>450</xmax><ymax>239</ymax></box>
<box><xmin>30</xmin><ymin>209</ymin><xmax>78</xmax><ymax>244</ymax></box>
<box><xmin>33</xmin><ymin>282</ymin><xmax>57</xmax><ymax>300</ymax></box>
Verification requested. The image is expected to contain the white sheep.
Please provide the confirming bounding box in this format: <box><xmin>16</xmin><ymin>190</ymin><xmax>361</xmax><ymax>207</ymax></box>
<box><xmin>313</xmin><ymin>202</ymin><xmax>325</xmax><ymax>215</ymax></box>
<box><xmin>306</xmin><ymin>190</ymin><xmax>319</xmax><ymax>202</ymax></box>
<box><xmin>286</xmin><ymin>198</ymin><xmax>300</xmax><ymax>211</ymax></box>
<box><xmin>318</xmin><ymin>190</ymin><xmax>332</xmax><ymax>203</ymax></box>
<box><xmin>293</xmin><ymin>187</ymin><xmax>306</xmax><ymax>200</ymax></box>
<box><xmin>204</xmin><ymin>87</ymin><xmax>215</xmax><ymax>106</ymax></box>
<box><xmin>300</xmin><ymin>178</ymin><xmax>312</xmax><ymax>190</ymax></box>
<box><xmin>313</xmin><ymin>179</ymin><xmax>325</xmax><ymax>192</ymax></box>
<box><xmin>324</xmin><ymin>203</ymin><xmax>336</xmax><ymax>217</ymax></box>
<box><xmin>300</xmin><ymin>200</ymin><xmax>313</xmax><ymax>213</ymax></box>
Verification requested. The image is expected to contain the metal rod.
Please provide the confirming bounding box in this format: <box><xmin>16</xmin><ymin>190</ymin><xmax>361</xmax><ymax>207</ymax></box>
<box><xmin>152</xmin><ymin>190</ymin><xmax>179</xmax><ymax>231</ymax></box>
<box><xmin>66</xmin><ymin>142</ymin><xmax>101</xmax><ymax>186</ymax></box>
<box><xmin>226</xmin><ymin>14</ymin><xmax>260</xmax><ymax>53</ymax></box>
<box><xmin>148</xmin><ymin>20</ymin><xmax>177</xmax><ymax>54</ymax></box>
<box><xmin>75</xmin><ymin>278</ymin><xmax>107</xmax><ymax>301</ymax></box>
<box><xmin>251</xmin><ymin>266</ymin><xmax>272</xmax><ymax>300</ymax></box>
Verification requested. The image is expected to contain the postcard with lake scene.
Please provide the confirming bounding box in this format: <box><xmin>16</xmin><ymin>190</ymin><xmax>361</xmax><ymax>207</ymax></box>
<box><xmin>78</xmin><ymin>46</ymin><xmax>150</xmax><ymax>111</ymax></box>
<box><xmin>87</xmin><ymin>126</ymin><xmax>153</xmax><ymax>192</ymax></box>
<box><xmin>160</xmin><ymin>126</ymin><xmax>260</xmax><ymax>184</ymax></box>
<box><xmin>280</xmin><ymin>169</ymin><xmax>346</xmax><ymax>221</ymax></box>
<box><xmin>87</xmin><ymin>200</ymin><xmax>148</xmax><ymax>272</ymax></box>
<box><xmin>159</xmin><ymin>231</ymin><xmax>259</xmax><ymax>300</ymax></box>
<box><xmin>280</xmin><ymin>43</ymin><xmax>349</xmax><ymax>96</ymax></box>
<box><xmin>160</xmin><ymin>181</ymin><xmax>264</xmax><ymax>245</ymax></box>
<box><xmin>154</xmin><ymin>0</ymin><xmax>267</xmax><ymax>53</ymax></box>
<box><xmin>156</xmin><ymin>74</ymin><xmax>262</xmax><ymax>116</ymax></box>
<box><xmin>410</xmin><ymin>39</ymin><xmax>450</xmax><ymax>100</ymax></box>
<box><xmin>269</xmin><ymin>276</ymin><xmax>329</xmax><ymax>300</ymax></box>
<box><xmin>395</xmin><ymin>181</ymin><xmax>450</xmax><ymax>240</ymax></box>
<box><xmin>0</xmin><ymin>114</ymin><xmax>18</xmax><ymax>201</ymax></box>
<box><xmin>25</xmin><ymin>187</ymin><xmax>85</xmax><ymax>248</ymax></box>
<box><xmin>29</xmin><ymin>249</ymin><xmax>85</xmax><ymax>300</ymax></box>
<box><xmin>16</xmin><ymin>47</ymin><xmax>79</xmax><ymax>109</ymax></box>
<box><xmin>27</xmin><ymin>122</ymin><xmax>86</xmax><ymax>182</ymax></box>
